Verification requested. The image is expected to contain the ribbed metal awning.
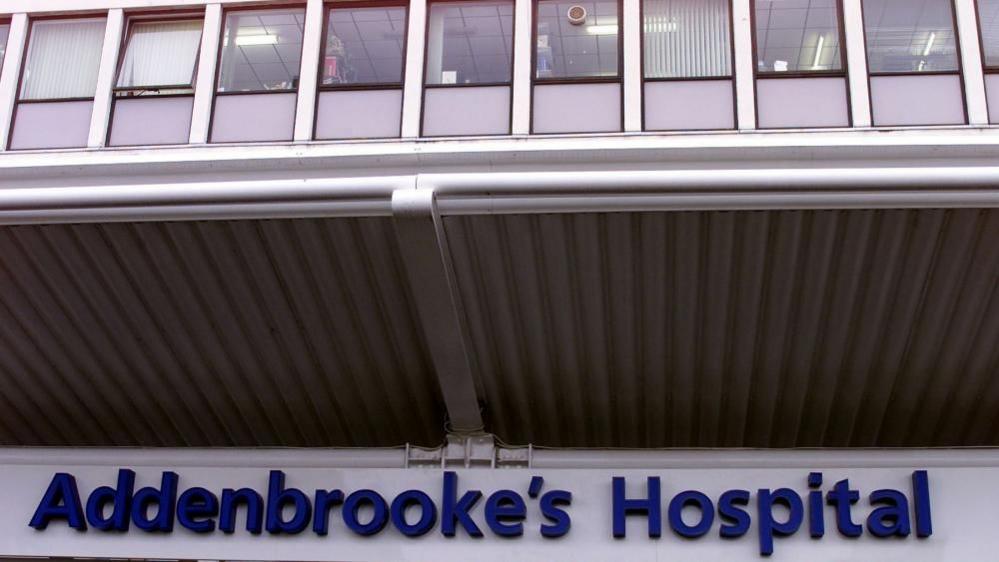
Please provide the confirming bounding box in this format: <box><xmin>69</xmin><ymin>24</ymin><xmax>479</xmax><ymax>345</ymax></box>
<box><xmin>0</xmin><ymin>218</ymin><xmax>445</xmax><ymax>446</ymax></box>
<box><xmin>0</xmin><ymin>133</ymin><xmax>996</xmax><ymax>449</ymax></box>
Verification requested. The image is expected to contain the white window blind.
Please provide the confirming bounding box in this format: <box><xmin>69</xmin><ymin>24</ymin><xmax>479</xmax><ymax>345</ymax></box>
<box><xmin>643</xmin><ymin>0</ymin><xmax>731</xmax><ymax>78</ymax></box>
<box><xmin>117</xmin><ymin>19</ymin><xmax>203</xmax><ymax>89</ymax></box>
<box><xmin>20</xmin><ymin>18</ymin><xmax>107</xmax><ymax>100</ymax></box>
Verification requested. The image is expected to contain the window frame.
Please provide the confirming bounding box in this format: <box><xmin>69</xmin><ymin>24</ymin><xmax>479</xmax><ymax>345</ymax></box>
<box><xmin>860</xmin><ymin>0</ymin><xmax>968</xmax><ymax>127</ymax></box>
<box><xmin>639</xmin><ymin>0</ymin><xmax>737</xmax><ymax>131</ymax></box>
<box><xmin>213</xmin><ymin>3</ymin><xmax>309</xmax><ymax>97</ymax></box>
<box><xmin>860</xmin><ymin>0</ymin><xmax>965</xmax><ymax>78</ymax></box>
<box><xmin>112</xmin><ymin>12</ymin><xmax>205</xmax><ymax>98</ymax></box>
<box><xmin>531</xmin><ymin>0</ymin><xmax>624</xmax><ymax>85</ymax></box>
<box><xmin>8</xmin><ymin>14</ymin><xmax>108</xmax><ymax>150</ymax></box>
<box><xmin>640</xmin><ymin>0</ymin><xmax>736</xmax><ymax>82</ymax></box>
<box><xmin>13</xmin><ymin>14</ymin><xmax>109</xmax><ymax>105</ymax></box>
<box><xmin>974</xmin><ymin>0</ymin><xmax>999</xmax><ymax>73</ymax></box>
<box><xmin>318</xmin><ymin>0</ymin><xmax>410</xmax><ymax>92</ymax></box>
<box><xmin>422</xmin><ymin>0</ymin><xmax>517</xmax><ymax>89</ymax></box>
<box><xmin>750</xmin><ymin>0</ymin><xmax>849</xmax><ymax>79</ymax></box>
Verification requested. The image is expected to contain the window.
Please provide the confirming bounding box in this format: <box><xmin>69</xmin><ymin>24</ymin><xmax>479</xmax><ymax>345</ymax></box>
<box><xmin>755</xmin><ymin>0</ymin><xmax>843</xmax><ymax>73</ymax></box>
<box><xmin>425</xmin><ymin>0</ymin><xmax>514</xmax><ymax>85</ymax></box>
<box><xmin>323</xmin><ymin>3</ymin><xmax>407</xmax><ymax>86</ymax></box>
<box><xmin>0</xmin><ymin>23</ymin><xmax>10</xmax><ymax>70</ymax></box>
<box><xmin>20</xmin><ymin>18</ymin><xmax>106</xmax><ymax>100</ymax></box>
<box><xmin>116</xmin><ymin>19</ymin><xmax>203</xmax><ymax>96</ymax></box>
<box><xmin>863</xmin><ymin>0</ymin><xmax>958</xmax><ymax>73</ymax></box>
<box><xmin>217</xmin><ymin>7</ymin><xmax>306</xmax><ymax>92</ymax></box>
<box><xmin>536</xmin><ymin>0</ymin><xmax>620</xmax><ymax>79</ymax></box>
<box><xmin>978</xmin><ymin>0</ymin><xmax>999</xmax><ymax>68</ymax></box>
<box><xmin>643</xmin><ymin>0</ymin><xmax>731</xmax><ymax>78</ymax></box>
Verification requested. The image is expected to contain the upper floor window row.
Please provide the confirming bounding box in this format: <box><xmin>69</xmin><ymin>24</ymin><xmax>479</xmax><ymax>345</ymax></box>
<box><xmin>5</xmin><ymin>0</ymin><xmax>999</xmax><ymax>145</ymax></box>
<box><xmin>6</xmin><ymin>0</ymin><xmax>999</xmax><ymax>93</ymax></box>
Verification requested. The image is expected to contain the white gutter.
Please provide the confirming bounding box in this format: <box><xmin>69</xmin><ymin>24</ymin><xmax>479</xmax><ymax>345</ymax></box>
<box><xmin>0</xmin><ymin>447</ymin><xmax>409</xmax><ymax>468</ymax></box>
<box><xmin>0</xmin><ymin>167</ymin><xmax>997</xmax><ymax>225</ymax></box>
<box><xmin>529</xmin><ymin>448</ymin><xmax>999</xmax><ymax>469</ymax></box>
<box><xmin>0</xmin><ymin>176</ymin><xmax>404</xmax><ymax>224</ymax></box>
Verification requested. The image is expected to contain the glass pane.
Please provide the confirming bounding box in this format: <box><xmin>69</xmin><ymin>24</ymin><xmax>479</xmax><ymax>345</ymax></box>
<box><xmin>755</xmin><ymin>0</ymin><xmax>842</xmax><ymax>73</ymax></box>
<box><xmin>426</xmin><ymin>0</ymin><xmax>514</xmax><ymax>85</ymax></box>
<box><xmin>20</xmin><ymin>18</ymin><xmax>106</xmax><ymax>100</ymax></box>
<box><xmin>0</xmin><ymin>24</ymin><xmax>10</xmax><ymax>70</ymax></box>
<box><xmin>218</xmin><ymin>8</ymin><xmax>306</xmax><ymax>92</ymax></box>
<box><xmin>324</xmin><ymin>5</ymin><xmax>407</xmax><ymax>85</ymax></box>
<box><xmin>643</xmin><ymin>0</ymin><xmax>731</xmax><ymax>78</ymax></box>
<box><xmin>536</xmin><ymin>0</ymin><xmax>619</xmax><ymax>79</ymax></box>
<box><xmin>863</xmin><ymin>0</ymin><xmax>958</xmax><ymax>73</ymax></box>
<box><xmin>117</xmin><ymin>20</ymin><xmax>203</xmax><ymax>89</ymax></box>
<box><xmin>979</xmin><ymin>0</ymin><xmax>999</xmax><ymax>67</ymax></box>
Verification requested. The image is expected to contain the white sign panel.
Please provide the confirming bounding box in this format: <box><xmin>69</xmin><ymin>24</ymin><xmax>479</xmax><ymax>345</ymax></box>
<box><xmin>1</xmin><ymin>452</ymin><xmax>998</xmax><ymax>562</ymax></box>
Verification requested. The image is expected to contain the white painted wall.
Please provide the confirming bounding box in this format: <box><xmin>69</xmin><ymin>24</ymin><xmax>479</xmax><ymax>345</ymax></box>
<box><xmin>1</xmin><ymin>448</ymin><xmax>997</xmax><ymax>562</ymax></box>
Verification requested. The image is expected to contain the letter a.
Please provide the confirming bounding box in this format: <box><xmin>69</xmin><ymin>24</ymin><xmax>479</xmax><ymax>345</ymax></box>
<box><xmin>30</xmin><ymin>473</ymin><xmax>87</xmax><ymax>530</ymax></box>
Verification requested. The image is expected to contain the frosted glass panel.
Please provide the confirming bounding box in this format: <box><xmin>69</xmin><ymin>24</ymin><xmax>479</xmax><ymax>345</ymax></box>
<box><xmin>987</xmin><ymin>74</ymin><xmax>999</xmax><ymax>123</ymax></box>
<box><xmin>20</xmin><ymin>19</ymin><xmax>106</xmax><ymax>100</ymax></box>
<box><xmin>10</xmin><ymin>101</ymin><xmax>93</xmax><ymax>149</ymax></box>
<box><xmin>109</xmin><ymin>97</ymin><xmax>194</xmax><ymax>146</ymax></box>
<box><xmin>211</xmin><ymin>92</ymin><xmax>297</xmax><ymax>142</ymax></box>
<box><xmin>533</xmin><ymin>82</ymin><xmax>621</xmax><ymax>132</ymax></box>
<box><xmin>644</xmin><ymin>80</ymin><xmax>734</xmax><ymax>130</ymax></box>
<box><xmin>863</xmin><ymin>0</ymin><xmax>958</xmax><ymax>73</ymax></box>
<box><xmin>756</xmin><ymin>77</ymin><xmax>849</xmax><ymax>128</ymax></box>
<box><xmin>643</xmin><ymin>0</ymin><xmax>731</xmax><ymax>78</ymax></box>
<box><xmin>117</xmin><ymin>20</ymin><xmax>203</xmax><ymax>90</ymax></box>
<box><xmin>423</xmin><ymin>86</ymin><xmax>510</xmax><ymax>135</ymax></box>
<box><xmin>315</xmin><ymin>89</ymin><xmax>402</xmax><ymax>138</ymax></box>
<box><xmin>869</xmin><ymin>74</ymin><xmax>964</xmax><ymax>125</ymax></box>
<box><xmin>755</xmin><ymin>0</ymin><xmax>842</xmax><ymax>73</ymax></box>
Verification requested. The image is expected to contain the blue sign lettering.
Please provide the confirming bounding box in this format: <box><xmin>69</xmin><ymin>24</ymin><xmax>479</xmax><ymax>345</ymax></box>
<box><xmin>29</xmin><ymin>469</ymin><xmax>932</xmax><ymax>556</ymax></box>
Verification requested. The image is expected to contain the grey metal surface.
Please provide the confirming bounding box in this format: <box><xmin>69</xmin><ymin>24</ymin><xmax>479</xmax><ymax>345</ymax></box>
<box><xmin>0</xmin><ymin>207</ymin><xmax>997</xmax><ymax>449</ymax></box>
<box><xmin>0</xmin><ymin>218</ymin><xmax>445</xmax><ymax>446</ymax></box>
<box><xmin>444</xmin><ymin>209</ymin><xmax>999</xmax><ymax>448</ymax></box>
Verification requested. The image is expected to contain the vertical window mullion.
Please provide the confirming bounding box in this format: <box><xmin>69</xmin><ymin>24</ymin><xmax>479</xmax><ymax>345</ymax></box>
<box><xmin>294</xmin><ymin>0</ymin><xmax>324</xmax><ymax>141</ymax></box>
<box><xmin>0</xmin><ymin>14</ymin><xmax>27</xmax><ymax>151</ymax></box>
<box><xmin>190</xmin><ymin>4</ymin><xmax>222</xmax><ymax>144</ymax></box>
<box><xmin>623</xmin><ymin>0</ymin><xmax>641</xmax><ymax>130</ymax></box>
<box><xmin>842</xmin><ymin>0</ymin><xmax>872</xmax><ymax>126</ymax></box>
<box><xmin>88</xmin><ymin>9</ymin><xmax>124</xmax><ymax>148</ymax></box>
<box><xmin>955</xmin><ymin>0</ymin><xmax>988</xmax><ymax>123</ymax></box>
<box><xmin>732</xmin><ymin>0</ymin><xmax>756</xmax><ymax>128</ymax></box>
<box><xmin>401</xmin><ymin>0</ymin><xmax>428</xmax><ymax>137</ymax></box>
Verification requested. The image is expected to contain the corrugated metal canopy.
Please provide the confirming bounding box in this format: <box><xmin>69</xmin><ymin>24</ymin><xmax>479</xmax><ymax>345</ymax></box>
<box><xmin>0</xmin><ymin>207</ymin><xmax>996</xmax><ymax>448</ymax></box>
<box><xmin>0</xmin><ymin>218</ymin><xmax>445</xmax><ymax>446</ymax></box>
<box><xmin>446</xmin><ymin>209</ymin><xmax>999</xmax><ymax>447</ymax></box>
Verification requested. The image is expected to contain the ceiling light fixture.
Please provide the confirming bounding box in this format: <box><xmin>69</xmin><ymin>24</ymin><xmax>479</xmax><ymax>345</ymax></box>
<box><xmin>586</xmin><ymin>24</ymin><xmax>618</xmax><ymax>35</ymax></box>
<box><xmin>812</xmin><ymin>35</ymin><xmax>825</xmax><ymax>69</ymax></box>
<box><xmin>236</xmin><ymin>34</ymin><xmax>279</xmax><ymax>46</ymax></box>
<box><xmin>922</xmin><ymin>32</ymin><xmax>936</xmax><ymax>57</ymax></box>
